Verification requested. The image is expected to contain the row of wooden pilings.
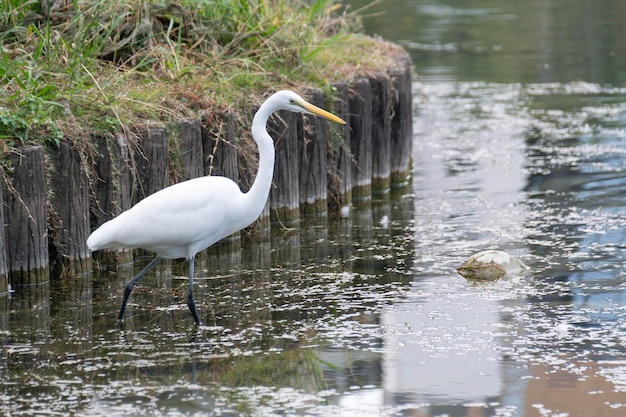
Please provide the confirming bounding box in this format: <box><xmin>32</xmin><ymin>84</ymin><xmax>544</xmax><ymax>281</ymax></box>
<box><xmin>0</xmin><ymin>59</ymin><xmax>412</xmax><ymax>292</ymax></box>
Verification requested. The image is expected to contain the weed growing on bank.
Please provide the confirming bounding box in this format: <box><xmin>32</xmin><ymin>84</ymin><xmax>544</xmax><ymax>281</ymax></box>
<box><xmin>1</xmin><ymin>0</ymin><xmax>401</xmax><ymax>148</ymax></box>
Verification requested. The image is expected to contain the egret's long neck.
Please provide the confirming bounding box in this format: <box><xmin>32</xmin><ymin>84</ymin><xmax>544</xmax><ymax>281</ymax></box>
<box><xmin>245</xmin><ymin>100</ymin><xmax>277</xmax><ymax>219</ymax></box>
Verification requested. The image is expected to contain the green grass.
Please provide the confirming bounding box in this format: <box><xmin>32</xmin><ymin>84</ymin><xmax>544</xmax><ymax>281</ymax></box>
<box><xmin>0</xmin><ymin>0</ymin><xmax>398</xmax><ymax>149</ymax></box>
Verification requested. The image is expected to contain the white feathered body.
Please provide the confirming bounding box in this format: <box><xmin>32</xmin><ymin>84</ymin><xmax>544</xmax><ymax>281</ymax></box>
<box><xmin>87</xmin><ymin>176</ymin><xmax>262</xmax><ymax>259</ymax></box>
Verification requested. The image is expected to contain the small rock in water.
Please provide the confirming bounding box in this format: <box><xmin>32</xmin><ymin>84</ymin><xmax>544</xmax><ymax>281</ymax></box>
<box><xmin>456</xmin><ymin>250</ymin><xmax>529</xmax><ymax>280</ymax></box>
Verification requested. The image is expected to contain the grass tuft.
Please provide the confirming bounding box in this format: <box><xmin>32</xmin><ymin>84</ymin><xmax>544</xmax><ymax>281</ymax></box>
<box><xmin>0</xmin><ymin>0</ymin><xmax>392</xmax><ymax>148</ymax></box>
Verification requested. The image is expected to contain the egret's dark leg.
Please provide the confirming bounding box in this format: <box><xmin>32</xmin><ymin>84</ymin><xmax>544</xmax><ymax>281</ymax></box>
<box><xmin>187</xmin><ymin>255</ymin><xmax>200</xmax><ymax>325</ymax></box>
<box><xmin>118</xmin><ymin>256</ymin><xmax>162</xmax><ymax>321</ymax></box>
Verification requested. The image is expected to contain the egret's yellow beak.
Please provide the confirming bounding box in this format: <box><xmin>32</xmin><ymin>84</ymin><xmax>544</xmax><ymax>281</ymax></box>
<box><xmin>301</xmin><ymin>101</ymin><xmax>346</xmax><ymax>125</ymax></box>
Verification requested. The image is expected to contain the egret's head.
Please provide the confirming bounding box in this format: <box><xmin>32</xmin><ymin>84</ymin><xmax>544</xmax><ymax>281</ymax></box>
<box><xmin>273</xmin><ymin>90</ymin><xmax>346</xmax><ymax>125</ymax></box>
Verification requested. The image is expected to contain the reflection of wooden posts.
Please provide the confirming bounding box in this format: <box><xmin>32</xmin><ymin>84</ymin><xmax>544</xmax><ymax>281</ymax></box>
<box><xmin>328</xmin><ymin>82</ymin><xmax>352</xmax><ymax>211</ymax></box>
<box><xmin>5</xmin><ymin>146</ymin><xmax>49</xmax><ymax>286</ymax></box>
<box><xmin>0</xmin><ymin>292</ymin><xmax>7</xmax><ymax>332</ymax></box>
<box><xmin>58</xmin><ymin>273</ymin><xmax>93</xmax><ymax>331</ymax></box>
<box><xmin>301</xmin><ymin>217</ymin><xmax>329</xmax><ymax>262</ymax></box>
<box><xmin>48</xmin><ymin>140</ymin><xmax>92</xmax><ymax>276</ymax></box>
<box><xmin>300</xmin><ymin>89</ymin><xmax>328</xmax><ymax>215</ymax></box>
<box><xmin>352</xmin><ymin>205</ymin><xmax>375</xmax><ymax>274</ymax></box>
<box><xmin>11</xmin><ymin>285</ymin><xmax>51</xmax><ymax>331</ymax></box>
<box><xmin>349</xmin><ymin>78</ymin><xmax>373</xmax><ymax>201</ymax></box>
<box><xmin>198</xmin><ymin>237</ymin><xmax>242</xmax><ymax>324</ymax></box>
<box><xmin>371</xmin><ymin>74</ymin><xmax>391</xmax><ymax>195</ymax></box>
<box><xmin>390</xmin><ymin>62</ymin><xmax>413</xmax><ymax>187</ymax></box>
<box><xmin>269</xmin><ymin>111</ymin><xmax>300</xmax><ymax>223</ymax></box>
<box><xmin>271</xmin><ymin>229</ymin><xmax>301</xmax><ymax>270</ymax></box>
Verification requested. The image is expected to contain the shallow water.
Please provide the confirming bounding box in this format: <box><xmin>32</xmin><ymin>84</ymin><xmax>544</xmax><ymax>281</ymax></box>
<box><xmin>2</xmin><ymin>81</ymin><xmax>625</xmax><ymax>416</ymax></box>
<box><xmin>3</xmin><ymin>1</ymin><xmax>626</xmax><ymax>416</ymax></box>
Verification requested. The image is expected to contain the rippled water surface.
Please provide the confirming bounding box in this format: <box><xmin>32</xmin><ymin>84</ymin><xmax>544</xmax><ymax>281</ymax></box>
<box><xmin>3</xmin><ymin>1</ymin><xmax>626</xmax><ymax>416</ymax></box>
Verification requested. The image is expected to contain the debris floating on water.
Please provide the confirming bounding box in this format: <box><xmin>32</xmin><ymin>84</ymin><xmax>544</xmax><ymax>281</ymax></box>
<box><xmin>456</xmin><ymin>250</ymin><xmax>529</xmax><ymax>280</ymax></box>
<box><xmin>379</xmin><ymin>215</ymin><xmax>390</xmax><ymax>229</ymax></box>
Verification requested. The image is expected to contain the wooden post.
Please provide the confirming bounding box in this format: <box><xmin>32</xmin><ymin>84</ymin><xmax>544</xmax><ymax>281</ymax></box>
<box><xmin>299</xmin><ymin>88</ymin><xmax>328</xmax><ymax>216</ymax></box>
<box><xmin>370</xmin><ymin>74</ymin><xmax>392</xmax><ymax>195</ymax></box>
<box><xmin>349</xmin><ymin>77</ymin><xmax>373</xmax><ymax>201</ymax></box>
<box><xmin>5</xmin><ymin>145</ymin><xmax>49</xmax><ymax>285</ymax></box>
<box><xmin>202</xmin><ymin>110</ymin><xmax>238</xmax><ymax>182</ymax></box>
<box><xmin>389</xmin><ymin>60</ymin><xmax>413</xmax><ymax>187</ymax></box>
<box><xmin>88</xmin><ymin>133</ymin><xmax>133</xmax><ymax>265</ymax></box>
<box><xmin>89</xmin><ymin>133</ymin><xmax>132</xmax><ymax>227</ymax></box>
<box><xmin>269</xmin><ymin>110</ymin><xmax>300</xmax><ymax>223</ymax></box>
<box><xmin>48</xmin><ymin>140</ymin><xmax>92</xmax><ymax>277</ymax></box>
<box><xmin>175</xmin><ymin>119</ymin><xmax>204</xmax><ymax>181</ymax></box>
<box><xmin>0</xmin><ymin>178</ymin><xmax>7</xmax><ymax>293</ymax></box>
<box><xmin>327</xmin><ymin>81</ymin><xmax>352</xmax><ymax>211</ymax></box>
<box><xmin>133</xmin><ymin>126</ymin><xmax>169</xmax><ymax>203</ymax></box>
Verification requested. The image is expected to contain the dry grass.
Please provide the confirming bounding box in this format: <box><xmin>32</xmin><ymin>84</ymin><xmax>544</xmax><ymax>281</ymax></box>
<box><xmin>1</xmin><ymin>0</ymin><xmax>399</xmax><ymax>146</ymax></box>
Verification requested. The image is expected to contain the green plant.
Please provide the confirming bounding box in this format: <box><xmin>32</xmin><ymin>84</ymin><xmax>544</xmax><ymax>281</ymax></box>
<box><xmin>0</xmin><ymin>0</ymin><xmax>365</xmax><ymax>145</ymax></box>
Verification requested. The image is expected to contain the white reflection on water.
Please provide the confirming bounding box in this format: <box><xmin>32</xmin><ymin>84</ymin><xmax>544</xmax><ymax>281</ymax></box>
<box><xmin>382</xmin><ymin>80</ymin><xmax>530</xmax><ymax>409</ymax></box>
<box><xmin>378</xmin><ymin>79</ymin><xmax>626</xmax><ymax>416</ymax></box>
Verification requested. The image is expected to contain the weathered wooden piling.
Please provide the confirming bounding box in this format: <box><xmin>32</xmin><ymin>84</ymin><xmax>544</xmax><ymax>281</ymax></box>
<box><xmin>5</xmin><ymin>145</ymin><xmax>49</xmax><ymax>285</ymax></box>
<box><xmin>202</xmin><ymin>110</ymin><xmax>238</xmax><ymax>182</ymax></box>
<box><xmin>0</xmin><ymin>181</ymin><xmax>7</xmax><ymax>293</ymax></box>
<box><xmin>89</xmin><ymin>133</ymin><xmax>134</xmax><ymax>265</ymax></box>
<box><xmin>299</xmin><ymin>89</ymin><xmax>328</xmax><ymax>216</ymax></box>
<box><xmin>370</xmin><ymin>74</ymin><xmax>392</xmax><ymax>194</ymax></box>
<box><xmin>175</xmin><ymin>119</ymin><xmax>204</xmax><ymax>181</ymax></box>
<box><xmin>133</xmin><ymin>126</ymin><xmax>169</xmax><ymax>203</ymax></box>
<box><xmin>349</xmin><ymin>78</ymin><xmax>373</xmax><ymax>201</ymax></box>
<box><xmin>48</xmin><ymin>140</ymin><xmax>92</xmax><ymax>276</ymax></box>
<box><xmin>327</xmin><ymin>81</ymin><xmax>352</xmax><ymax>211</ymax></box>
<box><xmin>89</xmin><ymin>133</ymin><xmax>132</xmax><ymax>227</ymax></box>
<box><xmin>389</xmin><ymin>61</ymin><xmax>413</xmax><ymax>187</ymax></box>
<box><xmin>269</xmin><ymin>111</ymin><xmax>300</xmax><ymax>223</ymax></box>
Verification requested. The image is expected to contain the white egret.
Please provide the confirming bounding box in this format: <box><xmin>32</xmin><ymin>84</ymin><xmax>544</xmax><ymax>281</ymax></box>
<box><xmin>88</xmin><ymin>90</ymin><xmax>346</xmax><ymax>324</ymax></box>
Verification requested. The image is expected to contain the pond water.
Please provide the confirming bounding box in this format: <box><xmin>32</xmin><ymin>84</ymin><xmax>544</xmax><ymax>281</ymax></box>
<box><xmin>3</xmin><ymin>1</ymin><xmax>626</xmax><ymax>416</ymax></box>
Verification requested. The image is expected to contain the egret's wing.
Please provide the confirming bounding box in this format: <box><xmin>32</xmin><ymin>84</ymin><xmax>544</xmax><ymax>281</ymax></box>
<box><xmin>88</xmin><ymin>176</ymin><xmax>243</xmax><ymax>255</ymax></box>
